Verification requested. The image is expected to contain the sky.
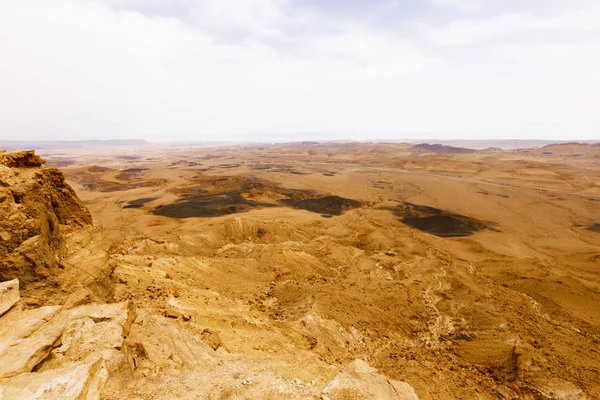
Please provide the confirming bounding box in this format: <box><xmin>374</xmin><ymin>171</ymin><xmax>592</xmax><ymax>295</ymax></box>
<box><xmin>0</xmin><ymin>0</ymin><xmax>599</xmax><ymax>142</ymax></box>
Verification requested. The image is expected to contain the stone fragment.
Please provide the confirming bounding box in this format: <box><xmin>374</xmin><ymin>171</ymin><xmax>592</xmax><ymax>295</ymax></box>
<box><xmin>0</xmin><ymin>355</ymin><xmax>106</xmax><ymax>400</ymax></box>
<box><xmin>34</xmin><ymin>301</ymin><xmax>138</xmax><ymax>373</ymax></box>
<box><xmin>164</xmin><ymin>307</ymin><xmax>191</xmax><ymax>321</ymax></box>
<box><xmin>69</xmin><ymin>301</ymin><xmax>136</xmax><ymax>336</ymax></box>
<box><xmin>322</xmin><ymin>359</ymin><xmax>419</xmax><ymax>400</ymax></box>
<box><xmin>0</xmin><ymin>279</ymin><xmax>19</xmax><ymax>316</ymax></box>
<box><xmin>0</xmin><ymin>307</ymin><xmax>65</xmax><ymax>379</ymax></box>
<box><xmin>201</xmin><ymin>328</ymin><xmax>224</xmax><ymax>351</ymax></box>
<box><xmin>0</xmin><ymin>306</ymin><xmax>61</xmax><ymax>352</ymax></box>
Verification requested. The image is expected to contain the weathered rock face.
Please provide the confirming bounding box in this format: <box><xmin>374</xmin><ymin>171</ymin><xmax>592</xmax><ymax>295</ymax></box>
<box><xmin>0</xmin><ymin>279</ymin><xmax>19</xmax><ymax>316</ymax></box>
<box><xmin>0</xmin><ymin>305</ymin><xmax>64</xmax><ymax>379</ymax></box>
<box><xmin>322</xmin><ymin>360</ymin><xmax>420</xmax><ymax>400</ymax></box>
<box><xmin>0</xmin><ymin>150</ymin><xmax>92</xmax><ymax>290</ymax></box>
<box><xmin>0</xmin><ymin>279</ymin><xmax>137</xmax><ymax>399</ymax></box>
<box><xmin>0</xmin><ymin>356</ymin><xmax>107</xmax><ymax>400</ymax></box>
<box><xmin>0</xmin><ymin>150</ymin><xmax>46</xmax><ymax>168</ymax></box>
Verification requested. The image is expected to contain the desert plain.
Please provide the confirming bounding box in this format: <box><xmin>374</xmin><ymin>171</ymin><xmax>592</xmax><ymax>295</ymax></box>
<box><xmin>1</xmin><ymin>140</ymin><xmax>599</xmax><ymax>399</ymax></box>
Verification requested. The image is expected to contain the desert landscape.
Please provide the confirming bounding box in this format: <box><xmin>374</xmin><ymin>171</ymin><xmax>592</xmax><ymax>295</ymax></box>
<box><xmin>1</xmin><ymin>140</ymin><xmax>599</xmax><ymax>399</ymax></box>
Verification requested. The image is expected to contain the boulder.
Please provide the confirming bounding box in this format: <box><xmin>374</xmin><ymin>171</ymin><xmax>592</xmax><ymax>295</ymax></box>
<box><xmin>0</xmin><ymin>307</ymin><xmax>65</xmax><ymax>379</ymax></box>
<box><xmin>0</xmin><ymin>279</ymin><xmax>19</xmax><ymax>316</ymax></box>
<box><xmin>200</xmin><ymin>328</ymin><xmax>224</xmax><ymax>351</ymax></box>
<box><xmin>0</xmin><ymin>355</ymin><xmax>106</xmax><ymax>400</ymax></box>
<box><xmin>0</xmin><ymin>301</ymin><xmax>136</xmax><ymax>396</ymax></box>
<box><xmin>57</xmin><ymin>302</ymin><xmax>136</xmax><ymax>358</ymax></box>
<box><xmin>26</xmin><ymin>302</ymin><xmax>137</xmax><ymax>378</ymax></box>
<box><xmin>322</xmin><ymin>359</ymin><xmax>419</xmax><ymax>400</ymax></box>
<box><xmin>69</xmin><ymin>301</ymin><xmax>137</xmax><ymax>336</ymax></box>
<box><xmin>0</xmin><ymin>150</ymin><xmax>45</xmax><ymax>168</ymax></box>
<box><xmin>0</xmin><ymin>306</ymin><xmax>61</xmax><ymax>353</ymax></box>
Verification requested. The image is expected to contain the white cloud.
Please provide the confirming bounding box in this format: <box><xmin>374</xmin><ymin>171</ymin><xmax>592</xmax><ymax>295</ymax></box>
<box><xmin>0</xmin><ymin>0</ymin><xmax>598</xmax><ymax>140</ymax></box>
<box><xmin>313</xmin><ymin>29</ymin><xmax>438</xmax><ymax>75</ymax></box>
<box><xmin>423</xmin><ymin>5</ymin><xmax>600</xmax><ymax>46</ymax></box>
<box><xmin>426</xmin><ymin>0</ymin><xmax>483</xmax><ymax>11</ymax></box>
<box><xmin>500</xmin><ymin>42</ymin><xmax>600</xmax><ymax>63</ymax></box>
<box><xmin>189</xmin><ymin>0</ymin><xmax>291</xmax><ymax>37</ymax></box>
<box><xmin>0</xmin><ymin>0</ymin><xmax>438</xmax><ymax>141</ymax></box>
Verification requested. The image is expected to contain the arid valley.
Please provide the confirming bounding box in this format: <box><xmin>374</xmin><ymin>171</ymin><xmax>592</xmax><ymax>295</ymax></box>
<box><xmin>1</xmin><ymin>140</ymin><xmax>599</xmax><ymax>399</ymax></box>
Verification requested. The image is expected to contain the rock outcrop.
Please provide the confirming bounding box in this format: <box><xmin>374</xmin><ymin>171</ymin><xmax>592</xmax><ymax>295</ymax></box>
<box><xmin>0</xmin><ymin>150</ymin><xmax>128</xmax><ymax>398</ymax></box>
<box><xmin>0</xmin><ymin>150</ymin><xmax>46</xmax><ymax>168</ymax></box>
<box><xmin>0</xmin><ymin>150</ymin><xmax>101</xmax><ymax>303</ymax></box>
<box><xmin>0</xmin><ymin>356</ymin><xmax>107</xmax><ymax>400</ymax></box>
<box><xmin>0</xmin><ymin>278</ymin><xmax>422</xmax><ymax>399</ymax></box>
<box><xmin>0</xmin><ymin>279</ymin><xmax>19</xmax><ymax>316</ymax></box>
<box><xmin>0</xmin><ymin>279</ymin><xmax>136</xmax><ymax>399</ymax></box>
<box><xmin>322</xmin><ymin>360</ymin><xmax>420</xmax><ymax>400</ymax></box>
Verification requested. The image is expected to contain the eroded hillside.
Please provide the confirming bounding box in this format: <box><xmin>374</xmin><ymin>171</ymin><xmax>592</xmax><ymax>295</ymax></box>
<box><xmin>2</xmin><ymin>143</ymin><xmax>600</xmax><ymax>399</ymax></box>
<box><xmin>0</xmin><ymin>150</ymin><xmax>420</xmax><ymax>399</ymax></box>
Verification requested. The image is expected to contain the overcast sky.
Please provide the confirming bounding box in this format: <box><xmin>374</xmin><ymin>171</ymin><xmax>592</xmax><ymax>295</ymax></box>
<box><xmin>1</xmin><ymin>0</ymin><xmax>599</xmax><ymax>142</ymax></box>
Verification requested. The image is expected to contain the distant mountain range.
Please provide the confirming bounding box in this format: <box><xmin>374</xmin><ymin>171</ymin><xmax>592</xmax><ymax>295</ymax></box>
<box><xmin>372</xmin><ymin>139</ymin><xmax>598</xmax><ymax>150</ymax></box>
<box><xmin>1</xmin><ymin>138</ymin><xmax>597</xmax><ymax>152</ymax></box>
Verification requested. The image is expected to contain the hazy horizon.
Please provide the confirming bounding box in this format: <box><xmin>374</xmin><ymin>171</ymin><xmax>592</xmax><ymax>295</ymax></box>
<box><xmin>1</xmin><ymin>137</ymin><xmax>597</xmax><ymax>147</ymax></box>
<box><xmin>1</xmin><ymin>0</ymin><xmax>599</xmax><ymax>142</ymax></box>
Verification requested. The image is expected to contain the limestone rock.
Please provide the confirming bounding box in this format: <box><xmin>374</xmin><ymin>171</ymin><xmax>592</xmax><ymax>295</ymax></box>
<box><xmin>0</xmin><ymin>279</ymin><xmax>19</xmax><ymax>316</ymax></box>
<box><xmin>390</xmin><ymin>381</ymin><xmax>421</xmax><ymax>400</ymax></box>
<box><xmin>0</xmin><ymin>306</ymin><xmax>65</xmax><ymax>379</ymax></box>
<box><xmin>23</xmin><ymin>302</ymin><xmax>137</xmax><ymax>380</ymax></box>
<box><xmin>322</xmin><ymin>359</ymin><xmax>419</xmax><ymax>400</ymax></box>
<box><xmin>69</xmin><ymin>301</ymin><xmax>137</xmax><ymax>336</ymax></box>
<box><xmin>200</xmin><ymin>328</ymin><xmax>224</xmax><ymax>351</ymax></box>
<box><xmin>164</xmin><ymin>298</ymin><xmax>192</xmax><ymax>321</ymax></box>
<box><xmin>0</xmin><ymin>150</ymin><xmax>45</xmax><ymax>168</ymax></box>
<box><xmin>0</xmin><ymin>355</ymin><xmax>106</xmax><ymax>400</ymax></box>
<box><xmin>0</xmin><ymin>150</ymin><xmax>92</xmax><ymax>295</ymax></box>
<box><xmin>53</xmin><ymin>302</ymin><xmax>137</xmax><ymax>361</ymax></box>
<box><xmin>125</xmin><ymin>311</ymin><xmax>216</xmax><ymax>370</ymax></box>
<box><xmin>0</xmin><ymin>306</ymin><xmax>62</xmax><ymax>353</ymax></box>
<box><xmin>0</xmin><ymin>301</ymin><xmax>137</xmax><ymax>397</ymax></box>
